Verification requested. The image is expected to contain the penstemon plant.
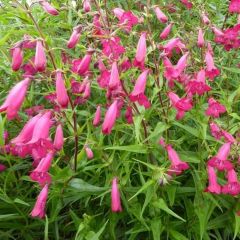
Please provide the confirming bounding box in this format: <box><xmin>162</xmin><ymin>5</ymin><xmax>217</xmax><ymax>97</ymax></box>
<box><xmin>0</xmin><ymin>0</ymin><xmax>240</xmax><ymax>239</ymax></box>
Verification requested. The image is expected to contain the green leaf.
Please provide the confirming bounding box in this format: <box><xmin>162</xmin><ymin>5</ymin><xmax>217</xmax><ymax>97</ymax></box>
<box><xmin>105</xmin><ymin>145</ymin><xmax>147</xmax><ymax>153</ymax></box>
<box><xmin>128</xmin><ymin>180</ymin><xmax>154</xmax><ymax>201</ymax></box>
<box><xmin>69</xmin><ymin>178</ymin><xmax>107</xmax><ymax>193</ymax></box>
<box><xmin>153</xmin><ymin>198</ymin><xmax>186</xmax><ymax>222</ymax></box>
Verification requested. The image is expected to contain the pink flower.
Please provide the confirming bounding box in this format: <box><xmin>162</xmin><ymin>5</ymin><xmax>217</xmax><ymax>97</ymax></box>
<box><xmin>180</xmin><ymin>0</ymin><xmax>193</xmax><ymax>9</ymax></box>
<box><xmin>163</xmin><ymin>53</ymin><xmax>189</xmax><ymax>83</ymax></box>
<box><xmin>129</xmin><ymin>69</ymin><xmax>151</xmax><ymax>109</ymax></box>
<box><xmin>160</xmin><ymin>23</ymin><xmax>173</xmax><ymax>40</ymax></box>
<box><xmin>27</xmin><ymin>111</ymin><xmax>52</xmax><ymax>145</ymax></box>
<box><xmin>229</xmin><ymin>0</ymin><xmax>240</xmax><ymax>13</ymax></box>
<box><xmin>205</xmin><ymin>51</ymin><xmax>220</xmax><ymax>80</ymax></box>
<box><xmin>93</xmin><ymin>105</ymin><xmax>101</xmax><ymax>126</ymax></box>
<box><xmin>83</xmin><ymin>0</ymin><xmax>91</xmax><ymax>12</ymax></box>
<box><xmin>34</xmin><ymin>40</ymin><xmax>47</xmax><ymax>72</ymax></box>
<box><xmin>109</xmin><ymin>62</ymin><xmax>121</xmax><ymax>90</ymax></box>
<box><xmin>186</xmin><ymin>70</ymin><xmax>211</xmax><ymax>96</ymax></box>
<box><xmin>111</xmin><ymin>177</ymin><xmax>122</xmax><ymax>212</ymax></box>
<box><xmin>102</xmin><ymin>100</ymin><xmax>118</xmax><ymax>135</ymax></box>
<box><xmin>39</xmin><ymin>1</ymin><xmax>59</xmax><ymax>15</ymax></box>
<box><xmin>208</xmin><ymin>142</ymin><xmax>233</xmax><ymax>171</ymax></box>
<box><xmin>11</xmin><ymin>47</ymin><xmax>23</xmax><ymax>71</ymax></box>
<box><xmin>205</xmin><ymin>98</ymin><xmax>226</xmax><ymax>118</ymax></box>
<box><xmin>85</xmin><ymin>146</ymin><xmax>94</xmax><ymax>159</ymax></box>
<box><xmin>55</xmin><ymin>70</ymin><xmax>69</xmax><ymax>108</ymax></box>
<box><xmin>113</xmin><ymin>8</ymin><xmax>124</xmax><ymax>19</ymax></box>
<box><xmin>201</xmin><ymin>12</ymin><xmax>210</xmax><ymax>25</ymax></box>
<box><xmin>205</xmin><ymin>166</ymin><xmax>221</xmax><ymax>194</ymax></box>
<box><xmin>67</xmin><ymin>26</ymin><xmax>82</xmax><ymax>49</ymax></box>
<box><xmin>30</xmin><ymin>184</ymin><xmax>49</xmax><ymax>219</ymax></box>
<box><xmin>210</xmin><ymin>122</ymin><xmax>222</xmax><ymax>140</ymax></box>
<box><xmin>22</xmin><ymin>57</ymin><xmax>38</xmax><ymax>77</ymax></box>
<box><xmin>134</xmin><ymin>32</ymin><xmax>147</xmax><ymax>68</ymax></box>
<box><xmin>83</xmin><ymin>82</ymin><xmax>91</xmax><ymax>99</ymax></box>
<box><xmin>0</xmin><ymin>78</ymin><xmax>31</xmax><ymax>120</ymax></box>
<box><xmin>154</xmin><ymin>7</ymin><xmax>168</xmax><ymax>23</ymax></box>
<box><xmin>75</xmin><ymin>50</ymin><xmax>93</xmax><ymax>76</ymax></box>
<box><xmin>119</xmin><ymin>11</ymin><xmax>138</xmax><ymax>32</ymax></box>
<box><xmin>221</xmin><ymin>131</ymin><xmax>236</xmax><ymax>144</ymax></box>
<box><xmin>222</xmin><ymin>169</ymin><xmax>240</xmax><ymax>195</ymax></box>
<box><xmin>125</xmin><ymin>106</ymin><xmax>133</xmax><ymax>124</ymax></box>
<box><xmin>102</xmin><ymin>37</ymin><xmax>125</xmax><ymax>60</ymax></box>
<box><xmin>0</xmin><ymin>164</ymin><xmax>6</xmax><ymax>172</ymax></box>
<box><xmin>30</xmin><ymin>152</ymin><xmax>54</xmax><ymax>186</ymax></box>
<box><xmin>168</xmin><ymin>92</ymin><xmax>192</xmax><ymax>120</ymax></box>
<box><xmin>166</xmin><ymin>145</ymin><xmax>189</xmax><ymax>175</ymax></box>
<box><xmin>53</xmin><ymin>124</ymin><xmax>64</xmax><ymax>151</ymax></box>
<box><xmin>161</xmin><ymin>38</ymin><xmax>186</xmax><ymax>57</ymax></box>
<box><xmin>197</xmin><ymin>28</ymin><xmax>205</xmax><ymax>47</ymax></box>
<box><xmin>11</xmin><ymin>113</ymin><xmax>42</xmax><ymax>144</ymax></box>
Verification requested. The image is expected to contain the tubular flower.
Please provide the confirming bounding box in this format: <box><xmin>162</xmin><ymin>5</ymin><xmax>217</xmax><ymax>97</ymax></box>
<box><xmin>30</xmin><ymin>184</ymin><xmax>49</xmax><ymax>219</ymax></box>
<box><xmin>0</xmin><ymin>78</ymin><xmax>31</xmax><ymax>120</ymax></box>
<box><xmin>111</xmin><ymin>177</ymin><xmax>122</xmax><ymax>212</ymax></box>
<box><xmin>11</xmin><ymin>47</ymin><xmax>23</xmax><ymax>71</ymax></box>
<box><xmin>53</xmin><ymin>124</ymin><xmax>64</xmax><ymax>151</ymax></box>
<box><xmin>161</xmin><ymin>38</ymin><xmax>187</xmax><ymax>57</ymax></box>
<box><xmin>30</xmin><ymin>152</ymin><xmax>54</xmax><ymax>186</ymax></box>
<box><xmin>180</xmin><ymin>0</ymin><xmax>193</xmax><ymax>9</ymax></box>
<box><xmin>197</xmin><ymin>28</ymin><xmax>205</xmax><ymax>47</ymax></box>
<box><xmin>205</xmin><ymin>166</ymin><xmax>221</xmax><ymax>194</ymax></box>
<box><xmin>11</xmin><ymin>113</ymin><xmax>42</xmax><ymax>144</ymax></box>
<box><xmin>160</xmin><ymin>23</ymin><xmax>173</xmax><ymax>40</ymax></box>
<box><xmin>83</xmin><ymin>0</ymin><xmax>91</xmax><ymax>12</ymax></box>
<box><xmin>93</xmin><ymin>105</ymin><xmax>101</xmax><ymax>126</ymax></box>
<box><xmin>125</xmin><ymin>106</ymin><xmax>133</xmax><ymax>124</ymax></box>
<box><xmin>134</xmin><ymin>32</ymin><xmax>147</xmax><ymax>68</ymax></box>
<box><xmin>34</xmin><ymin>40</ymin><xmax>47</xmax><ymax>72</ymax></box>
<box><xmin>222</xmin><ymin>169</ymin><xmax>240</xmax><ymax>195</ymax></box>
<box><xmin>102</xmin><ymin>100</ymin><xmax>118</xmax><ymax>135</ymax></box>
<box><xmin>166</xmin><ymin>145</ymin><xmax>189</xmax><ymax>175</ymax></box>
<box><xmin>168</xmin><ymin>92</ymin><xmax>193</xmax><ymax>120</ymax></box>
<box><xmin>204</xmin><ymin>51</ymin><xmax>220</xmax><ymax>80</ymax></box>
<box><xmin>109</xmin><ymin>62</ymin><xmax>121</xmax><ymax>90</ymax></box>
<box><xmin>55</xmin><ymin>70</ymin><xmax>69</xmax><ymax>108</ymax></box>
<box><xmin>85</xmin><ymin>146</ymin><xmax>94</xmax><ymax>159</ymax></box>
<box><xmin>205</xmin><ymin>98</ymin><xmax>226</xmax><ymax>118</ymax></box>
<box><xmin>39</xmin><ymin>1</ymin><xmax>59</xmax><ymax>15</ymax></box>
<box><xmin>67</xmin><ymin>25</ymin><xmax>82</xmax><ymax>49</ymax></box>
<box><xmin>186</xmin><ymin>69</ymin><xmax>211</xmax><ymax>96</ymax></box>
<box><xmin>0</xmin><ymin>164</ymin><xmax>6</xmax><ymax>172</ymax></box>
<box><xmin>129</xmin><ymin>69</ymin><xmax>151</xmax><ymax>109</ymax></box>
<box><xmin>75</xmin><ymin>50</ymin><xmax>93</xmax><ymax>76</ymax></box>
<box><xmin>208</xmin><ymin>142</ymin><xmax>233</xmax><ymax>171</ymax></box>
<box><xmin>154</xmin><ymin>6</ymin><xmax>168</xmax><ymax>23</ymax></box>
